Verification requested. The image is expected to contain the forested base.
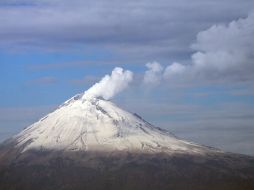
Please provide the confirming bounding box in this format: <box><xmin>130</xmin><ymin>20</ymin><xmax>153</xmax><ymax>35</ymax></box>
<box><xmin>0</xmin><ymin>150</ymin><xmax>254</xmax><ymax>190</ymax></box>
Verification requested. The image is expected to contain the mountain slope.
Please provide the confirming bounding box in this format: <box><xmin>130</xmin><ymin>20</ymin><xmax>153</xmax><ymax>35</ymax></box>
<box><xmin>0</xmin><ymin>93</ymin><xmax>253</xmax><ymax>190</ymax></box>
<box><xmin>12</xmin><ymin>94</ymin><xmax>215</xmax><ymax>154</ymax></box>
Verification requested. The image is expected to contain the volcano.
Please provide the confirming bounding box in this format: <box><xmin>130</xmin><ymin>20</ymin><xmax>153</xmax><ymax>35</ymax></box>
<box><xmin>0</xmin><ymin>93</ymin><xmax>254</xmax><ymax>190</ymax></box>
<box><xmin>13</xmin><ymin>94</ymin><xmax>215</xmax><ymax>154</ymax></box>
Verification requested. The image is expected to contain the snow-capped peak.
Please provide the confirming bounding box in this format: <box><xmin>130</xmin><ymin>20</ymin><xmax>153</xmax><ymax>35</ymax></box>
<box><xmin>13</xmin><ymin>94</ymin><xmax>212</xmax><ymax>154</ymax></box>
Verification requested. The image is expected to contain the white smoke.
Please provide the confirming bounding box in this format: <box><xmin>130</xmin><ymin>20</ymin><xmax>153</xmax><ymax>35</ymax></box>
<box><xmin>83</xmin><ymin>67</ymin><xmax>133</xmax><ymax>100</ymax></box>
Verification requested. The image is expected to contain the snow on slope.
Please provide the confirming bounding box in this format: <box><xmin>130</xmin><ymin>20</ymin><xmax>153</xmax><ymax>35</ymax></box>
<box><xmin>13</xmin><ymin>94</ymin><xmax>214</xmax><ymax>154</ymax></box>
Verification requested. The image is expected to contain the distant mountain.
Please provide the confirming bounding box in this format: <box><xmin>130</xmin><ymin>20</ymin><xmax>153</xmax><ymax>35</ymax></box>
<box><xmin>0</xmin><ymin>93</ymin><xmax>253</xmax><ymax>190</ymax></box>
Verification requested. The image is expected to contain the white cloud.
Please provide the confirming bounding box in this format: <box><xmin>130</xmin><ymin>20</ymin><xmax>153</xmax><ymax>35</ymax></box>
<box><xmin>143</xmin><ymin>62</ymin><xmax>163</xmax><ymax>86</ymax></box>
<box><xmin>163</xmin><ymin>62</ymin><xmax>186</xmax><ymax>80</ymax></box>
<box><xmin>190</xmin><ymin>12</ymin><xmax>254</xmax><ymax>81</ymax></box>
<box><xmin>148</xmin><ymin>12</ymin><xmax>254</xmax><ymax>84</ymax></box>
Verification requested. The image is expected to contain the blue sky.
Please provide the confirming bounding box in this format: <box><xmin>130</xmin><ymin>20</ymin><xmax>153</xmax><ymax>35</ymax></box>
<box><xmin>0</xmin><ymin>0</ymin><xmax>254</xmax><ymax>155</ymax></box>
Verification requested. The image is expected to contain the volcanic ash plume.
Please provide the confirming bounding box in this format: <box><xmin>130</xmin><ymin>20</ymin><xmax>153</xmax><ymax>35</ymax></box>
<box><xmin>83</xmin><ymin>67</ymin><xmax>133</xmax><ymax>100</ymax></box>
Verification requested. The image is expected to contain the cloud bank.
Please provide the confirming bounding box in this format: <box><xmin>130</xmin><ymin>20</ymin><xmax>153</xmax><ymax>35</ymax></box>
<box><xmin>144</xmin><ymin>12</ymin><xmax>254</xmax><ymax>85</ymax></box>
<box><xmin>0</xmin><ymin>0</ymin><xmax>253</xmax><ymax>62</ymax></box>
<box><xmin>190</xmin><ymin>12</ymin><xmax>254</xmax><ymax>81</ymax></box>
<box><xmin>84</xmin><ymin>67</ymin><xmax>133</xmax><ymax>100</ymax></box>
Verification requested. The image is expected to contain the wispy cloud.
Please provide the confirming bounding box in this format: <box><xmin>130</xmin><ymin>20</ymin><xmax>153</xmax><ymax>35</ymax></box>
<box><xmin>0</xmin><ymin>105</ymin><xmax>55</xmax><ymax>142</ymax></box>
<box><xmin>143</xmin><ymin>62</ymin><xmax>163</xmax><ymax>86</ymax></box>
<box><xmin>0</xmin><ymin>0</ymin><xmax>253</xmax><ymax>61</ymax></box>
<box><xmin>70</xmin><ymin>75</ymin><xmax>99</xmax><ymax>86</ymax></box>
<box><xmin>27</xmin><ymin>76</ymin><xmax>57</xmax><ymax>85</ymax></box>
<box><xmin>26</xmin><ymin>60</ymin><xmax>133</xmax><ymax>71</ymax></box>
<box><xmin>118</xmin><ymin>98</ymin><xmax>254</xmax><ymax>155</ymax></box>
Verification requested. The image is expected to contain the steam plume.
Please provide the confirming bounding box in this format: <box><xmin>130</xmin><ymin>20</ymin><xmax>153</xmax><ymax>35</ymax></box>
<box><xmin>83</xmin><ymin>67</ymin><xmax>133</xmax><ymax>100</ymax></box>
